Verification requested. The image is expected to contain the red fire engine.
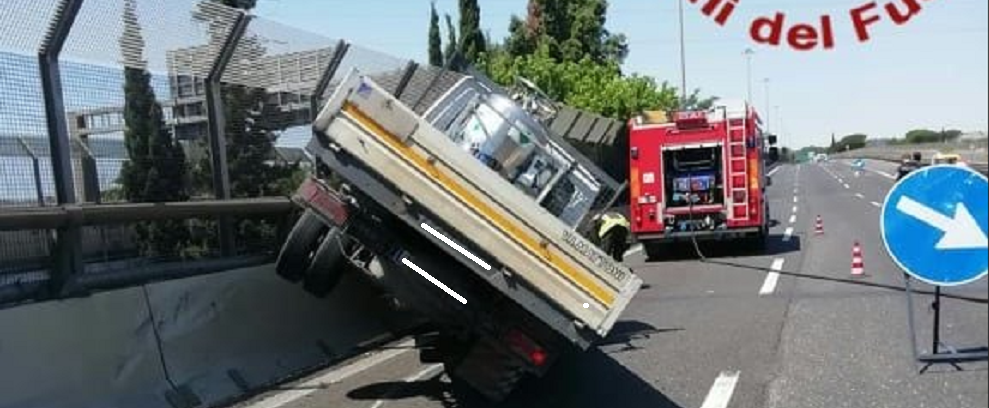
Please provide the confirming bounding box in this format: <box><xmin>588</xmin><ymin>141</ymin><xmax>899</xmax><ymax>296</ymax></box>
<box><xmin>627</xmin><ymin>102</ymin><xmax>772</xmax><ymax>259</ymax></box>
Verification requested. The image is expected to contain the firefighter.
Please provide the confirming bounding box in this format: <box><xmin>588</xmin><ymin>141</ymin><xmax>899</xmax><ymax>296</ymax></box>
<box><xmin>591</xmin><ymin>211</ymin><xmax>631</xmax><ymax>262</ymax></box>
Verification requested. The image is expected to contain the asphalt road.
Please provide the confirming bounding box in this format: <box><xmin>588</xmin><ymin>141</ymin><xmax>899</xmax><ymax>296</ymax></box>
<box><xmin>230</xmin><ymin>160</ymin><xmax>987</xmax><ymax>408</ymax></box>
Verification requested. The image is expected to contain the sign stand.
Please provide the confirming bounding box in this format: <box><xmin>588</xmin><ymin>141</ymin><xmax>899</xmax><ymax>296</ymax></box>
<box><xmin>903</xmin><ymin>273</ymin><xmax>988</xmax><ymax>373</ymax></box>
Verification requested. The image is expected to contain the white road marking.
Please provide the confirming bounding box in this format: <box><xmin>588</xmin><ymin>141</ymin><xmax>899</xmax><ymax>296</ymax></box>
<box><xmin>759</xmin><ymin>258</ymin><xmax>786</xmax><ymax>296</ymax></box>
<box><xmin>854</xmin><ymin>193</ymin><xmax>865</xmax><ymax>199</ymax></box>
<box><xmin>368</xmin><ymin>364</ymin><xmax>445</xmax><ymax>408</ymax></box>
<box><xmin>783</xmin><ymin>227</ymin><xmax>794</xmax><ymax>242</ymax></box>
<box><xmin>767</xmin><ymin>166</ymin><xmax>781</xmax><ymax>177</ymax></box>
<box><xmin>788</xmin><ymin>214</ymin><xmax>797</xmax><ymax>224</ymax></box>
<box><xmin>245</xmin><ymin>339</ymin><xmax>415</xmax><ymax>408</ymax></box>
<box><xmin>421</xmin><ymin>223</ymin><xmax>491</xmax><ymax>270</ymax></box>
<box><xmin>700</xmin><ymin>371</ymin><xmax>742</xmax><ymax>408</ymax></box>
<box><xmin>879</xmin><ymin>171</ymin><xmax>897</xmax><ymax>180</ymax></box>
<box><xmin>792</xmin><ymin>205</ymin><xmax>798</xmax><ymax>214</ymax></box>
<box><xmin>843</xmin><ymin>183</ymin><xmax>851</xmax><ymax>189</ymax></box>
<box><xmin>793</xmin><ymin>196</ymin><xmax>799</xmax><ymax>203</ymax></box>
<box><xmin>625</xmin><ymin>243</ymin><xmax>644</xmax><ymax>256</ymax></box>
<box><xmin>870</xmin><ymin>201</ymin><xmax>882</xmax><ymax>208</ymax></box>
<box><xmin>402</xmin><ymin>258</ymin><xmax>468</xmax><ymax>304</ymax></box>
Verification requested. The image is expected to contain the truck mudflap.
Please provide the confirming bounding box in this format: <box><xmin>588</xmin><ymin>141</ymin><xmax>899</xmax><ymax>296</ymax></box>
<box><xmin>312</xmin><ymin>68</ymin><xmax>641</xmax><ymax>338</ymax></box>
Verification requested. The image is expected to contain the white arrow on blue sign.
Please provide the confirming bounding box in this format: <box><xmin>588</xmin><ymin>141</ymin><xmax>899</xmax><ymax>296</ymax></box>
<box><xmin>881</xmin><ymin>165</ymin><xmax>989</xmax><ymax>286</ymax></box>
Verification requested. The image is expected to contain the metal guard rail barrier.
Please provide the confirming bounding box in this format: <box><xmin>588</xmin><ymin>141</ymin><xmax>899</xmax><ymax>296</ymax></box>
<box><xmin>0</xmin><ymin>197</ymin><xmax>294</xmax><ymax>231</ymax></box>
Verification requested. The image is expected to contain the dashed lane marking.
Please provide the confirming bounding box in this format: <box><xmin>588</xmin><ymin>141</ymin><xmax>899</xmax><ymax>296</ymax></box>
<box><xmin>855</xmin><ymin>193</ymin><xmax>865</xmax><ymax>199</ymax></box>
<box><xmin>759</xmin><ymin>258</ymin><xmax>786</xmax><ymax>296</ymax></box>
<box><xmin>700</xmin><ymin>371</ymin><xmax>742</xmax><ymax>408</ymax></box>
<box><xmin>870</xmin><ymin>201</ymin><xmax>882</xmax><ymax>208</ymax></box>
<box><xmin>369</xmin><ymin>364</ymin><xmax>445</xmax><ymax>408</ymax></box>
<box><xmin>625</xmin><ymin>244</ymin><xmax>644</xmax><ymax>256</ymax></box>
<box><xmin>789</xmin><ymin>214</ymin><xmax>797</xmax><ymax>224</ymax></box>
<box><xmin>245</xmin><ymin>339</ymin><xmax>415</xmax><ymax>408</ymax></box>
<box><xmin>783</xmin><ymin>227</ymin><xmax>794</xmax><ymax>242</ymax></box>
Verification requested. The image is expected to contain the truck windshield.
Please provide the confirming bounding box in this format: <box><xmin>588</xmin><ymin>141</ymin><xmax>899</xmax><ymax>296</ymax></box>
<box><xmin>449</xmin><ymin>97</ymin><xmax>599</xmax><ymax>228</ymax></box>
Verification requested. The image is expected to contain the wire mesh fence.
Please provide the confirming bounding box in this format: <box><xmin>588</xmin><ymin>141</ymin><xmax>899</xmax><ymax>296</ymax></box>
<box><xmin>0</xmin><ymin>0</ymin><xmax>626</xmax><ymax>304</ymax></box>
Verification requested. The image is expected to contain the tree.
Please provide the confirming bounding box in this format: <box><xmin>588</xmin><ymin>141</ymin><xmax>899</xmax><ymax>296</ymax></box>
<box><xmin>680</xmin><ymin>88</ymin><xmax>719</xmax><ymax>111</ymax></box>
<box><xmin>444</xmin><ymin>14</ymin><xmax>458</xmax><ymax>66</ymax></box>
<box><xmin>428</xmin><ymin>2</ymin><xmax>444</xmax><ymax>66</ymax></box>
<box><xmin>905</xmin><ymin>128</ymin><xmax>963</xmax><ymax>144</ymax></box>
<box><xmin>479</xmin><ymin>49</ymin><xmax>678</xmax><ymax>120</ymax></box>
<box><xmin>458</xmin><ymin>0</ymin><xmax>486</xmax><ymax>65</ymax></box>
<box><xmin>191</xmin><ymin>0</ymin><xmax>301</xmax><ymax>254</ymax></box>
<box><xmin>830</xmin><ymin>133</ymin><xmax>868</xmax><ymax>152</ymax></box>
<box><xmin>118</xmin><ymin>0</ymin><xmax>190</xmax><ymax>257</ymax></box>
<box><xmin>506</xmin><ymin>0</ymin><xmax>628</xmax><ymax>65</ymax></box>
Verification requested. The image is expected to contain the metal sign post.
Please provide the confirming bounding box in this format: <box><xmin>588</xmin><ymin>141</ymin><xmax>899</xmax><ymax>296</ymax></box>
<box><xmin>881</xmin><ymin>165</ymin><xmax>989</xmax><ymax>369</ymax></box>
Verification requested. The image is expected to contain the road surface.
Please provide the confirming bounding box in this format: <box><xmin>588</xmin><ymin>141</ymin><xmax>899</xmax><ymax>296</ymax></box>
<box><xmin>229</xmin><ymin>159</ymin><xmax>988</xmax><ymax>408</ymax></box>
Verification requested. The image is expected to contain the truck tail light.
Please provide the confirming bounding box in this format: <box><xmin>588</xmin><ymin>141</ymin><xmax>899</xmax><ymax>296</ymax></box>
<box><xmin>505</xmin><ymin>329</ymin><xmax>548</xmax><ymax>367</ymax></box>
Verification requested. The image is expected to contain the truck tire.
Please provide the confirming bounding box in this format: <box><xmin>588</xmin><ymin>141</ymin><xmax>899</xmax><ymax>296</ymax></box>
<box><xmin>644</xmin><ymin>242</ymin><xmax>666</xmax><ymax>261</ymax></box>
<box><xmin>302</xmin><ymin>227</ymin><xmax>346</xmax><ymax>298</ymax></box>
<box><xmin>276</xmin><ymin>210</ymin><xmax>331</xmax><ymax>283</ymax></box>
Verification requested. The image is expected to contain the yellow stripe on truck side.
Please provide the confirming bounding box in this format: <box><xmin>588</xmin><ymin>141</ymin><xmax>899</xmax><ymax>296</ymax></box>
<box><xmin>342</xmin><ymin>102</ymin><xmax>616</xmax><ymax>307</ymax></box>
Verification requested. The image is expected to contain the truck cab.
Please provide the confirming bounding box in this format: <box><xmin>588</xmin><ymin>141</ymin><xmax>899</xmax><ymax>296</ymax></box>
<box><xmin>627</xmin><ymin>101</ymin><xmax>770</xmax><ymax>259</ymax></box>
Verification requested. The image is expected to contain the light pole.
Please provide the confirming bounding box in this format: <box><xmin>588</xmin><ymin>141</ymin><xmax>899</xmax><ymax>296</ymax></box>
<box><xmin>763</xmin><ymin>78</ymin><xmax>771</xmax><ymax>132</ymax></box>
<box><xmin>678</xmin><ymin>0</ymin><xmax>688</xmax><ymax>107</ymax></box>
<box><xmin>744</xmin><ymin>48</ymin><xmax>755</xmax><ymax>106</ymax></box>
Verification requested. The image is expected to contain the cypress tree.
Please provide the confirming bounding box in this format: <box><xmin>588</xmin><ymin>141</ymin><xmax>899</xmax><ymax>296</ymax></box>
<box><xmin>428</xmin><ymin>2</ymin><xmax>444</xmax><ymax>66</ymax></box>
<box><xmin>119</xmin><ymin>0</ymin><xmax>190</xmax><ymax>257</ymax></box>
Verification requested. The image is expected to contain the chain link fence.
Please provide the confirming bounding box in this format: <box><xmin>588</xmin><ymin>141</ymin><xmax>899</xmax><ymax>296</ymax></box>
<box><xmin>0</xmin><ymin>0</ymin><xmax>626</xmax><ymax>304</ymax></box>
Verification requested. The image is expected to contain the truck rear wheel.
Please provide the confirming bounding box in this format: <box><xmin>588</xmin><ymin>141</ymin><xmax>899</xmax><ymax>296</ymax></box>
<box><xmin>302</xmin><ymin>227</ymin><xmax>347</xmax><ymax>297</ymax></box>
<box><xmin>276</xmin><ymin>210</ymin><xmax>331</xmax><ymax>283</ymax></box>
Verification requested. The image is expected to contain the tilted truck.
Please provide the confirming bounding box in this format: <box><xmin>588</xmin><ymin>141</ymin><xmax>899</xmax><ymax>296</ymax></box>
<box><xmin>627</xmin><ymin>102</ymin><xmax>773</xmax><ymax>259</ymax></box>
<box><xmin>274</xmin><ymin>67</ymin><xmax>642</xmax><ymax>400</ymax></box>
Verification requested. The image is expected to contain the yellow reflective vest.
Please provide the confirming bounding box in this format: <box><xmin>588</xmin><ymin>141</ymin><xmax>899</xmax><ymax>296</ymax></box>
<box><xmin>597</xmin><ymin>212</ymin><xmax>630</xmax><ymax>239</ymax></box>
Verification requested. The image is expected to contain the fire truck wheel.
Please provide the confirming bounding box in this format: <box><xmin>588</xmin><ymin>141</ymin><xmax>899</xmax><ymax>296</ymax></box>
<box><xmin>749</xmin><ymin>229</ymin><xmax>769</xmax><ymax>252</ymax></box>
<box><xmin>276</xmin><ymin>210</ymin><xmax>331</xmax><ymax>283</ymax></box>
<box><xmin>643</xmin><ymin>243</ymin><xmax>666</xmax><ymax>261</ymax></box>
<box><xmin>302</xmin><ymin>227</ymin><xmax>347</xmax><ymax>298</ymax></box>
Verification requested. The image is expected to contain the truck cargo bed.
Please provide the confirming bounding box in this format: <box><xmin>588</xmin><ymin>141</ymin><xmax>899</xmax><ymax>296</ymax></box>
<box><xmin>311</xmin><ymin>69</ymin><xmax>641</xmax><ymax>342</ymax></box>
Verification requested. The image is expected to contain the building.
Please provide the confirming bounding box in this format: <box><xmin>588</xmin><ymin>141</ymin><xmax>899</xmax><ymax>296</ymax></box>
<box><xmin>67</xmin><ymin>45</ymin><xmax>337</xmax><ymax>143</ymax></box>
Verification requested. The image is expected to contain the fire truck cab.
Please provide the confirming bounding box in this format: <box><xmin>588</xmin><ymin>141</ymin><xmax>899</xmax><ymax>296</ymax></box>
<box><xmin>627</xmin><ymin>101</ymin><xmax>770</xmax><ymax>259</ymax></box>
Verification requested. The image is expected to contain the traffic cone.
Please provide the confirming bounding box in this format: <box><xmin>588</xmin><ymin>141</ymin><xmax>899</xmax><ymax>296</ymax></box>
<box><xmin>851</xmin><ymin>241</ymin><xmax>866</xmax><ymax>277</ymax></box>
<box><xmin>814</xmin><ymin>215</ymin><xmax>825</xmax><ymax>235</ymax></box>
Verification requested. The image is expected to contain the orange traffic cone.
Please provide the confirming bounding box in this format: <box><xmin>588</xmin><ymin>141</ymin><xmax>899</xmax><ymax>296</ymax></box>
<box><xmin>851</xmin><ymin>241</ymin><xmax>866</xmax><ymax>277</ymax></box>
<box><xmin>814</xmin><ymin>215</ymin><xmax>825</xmax><ymax>235</ymax></box>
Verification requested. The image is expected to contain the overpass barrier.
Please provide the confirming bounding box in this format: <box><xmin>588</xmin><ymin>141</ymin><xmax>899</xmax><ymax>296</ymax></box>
<box><xmin>0</xmin><ymin>263</ymin><xmax>408</xmax><ymax>408</ymax></box>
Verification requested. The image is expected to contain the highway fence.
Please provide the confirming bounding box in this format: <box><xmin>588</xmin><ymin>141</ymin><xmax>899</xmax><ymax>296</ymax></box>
<box><xmin>833</xmin><ymin>140</ymin><xmax>988</xmax><ymax>175</ymax></box>
<box><xmin>0</xmin><ymin>0</ymin><xmax>627</xmax><ymax>306</ymax></box>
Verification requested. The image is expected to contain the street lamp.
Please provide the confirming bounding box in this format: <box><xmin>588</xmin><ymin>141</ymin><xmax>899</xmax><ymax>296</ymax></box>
<box><xmin>744</xmin><ymin>48</ymin><xmax>755</xmax><ymax>106</ymax></box>
<box><xmin>678</xmin><ymin>0</ymin><xmax>688</xmax><ymax>107</ymax></box>
<box><xmin>763</xmin><ymin>78</ymin><xmax>771</xmax><ymax>132</ymax></box>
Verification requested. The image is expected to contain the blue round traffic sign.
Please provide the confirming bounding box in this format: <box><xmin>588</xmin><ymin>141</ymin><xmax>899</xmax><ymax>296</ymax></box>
<box><xmin>881</xmin><ymin>165</ymin><xmax>989</xmax><ymax>286</ymax></box>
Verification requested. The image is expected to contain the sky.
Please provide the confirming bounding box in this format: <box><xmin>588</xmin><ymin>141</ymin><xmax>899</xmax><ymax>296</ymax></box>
<box><xmin>254</xmin><ymin>0</ymin><xmax>989</xmax><ymax>149</ymax></box>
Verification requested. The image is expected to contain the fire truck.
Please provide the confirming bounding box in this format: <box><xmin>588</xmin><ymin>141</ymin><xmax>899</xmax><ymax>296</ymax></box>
<box><xmin>627</xmin><ymin>101</ymin><xmax>774</xmax><ymax>259</ymax></box>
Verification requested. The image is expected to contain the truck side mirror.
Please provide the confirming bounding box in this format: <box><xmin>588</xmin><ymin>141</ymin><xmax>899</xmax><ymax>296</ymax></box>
<box><xmin>766</xmin><ymin>134</ymin><xmax>778</xmax><ymax>145</ymax></box>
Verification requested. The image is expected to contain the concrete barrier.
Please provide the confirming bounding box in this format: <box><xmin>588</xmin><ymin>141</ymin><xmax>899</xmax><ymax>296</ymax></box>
<box><xmin>0</xmin><ymin>264</ymin><xmax>400</xmax><ymax>408</ymax></box>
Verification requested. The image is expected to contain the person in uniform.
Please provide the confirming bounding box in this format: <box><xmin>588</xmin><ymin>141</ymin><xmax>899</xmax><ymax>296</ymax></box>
<box><xmin>590</xmin><ymin>210</ymin><xmax>631</xmax><ymax>262</ymax></box>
